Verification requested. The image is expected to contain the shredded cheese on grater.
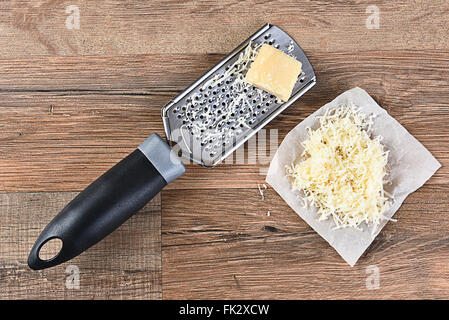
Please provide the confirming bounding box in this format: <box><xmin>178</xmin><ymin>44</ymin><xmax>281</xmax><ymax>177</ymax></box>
<box><xmin>188</xmin><ymin>42</ymin><xmax>264</xmax><ymax>146</ymax></box>
<box><xmin>286</xmin><ymin>103</ymin><xmax>392</xmax><ymax>230</ymax></box>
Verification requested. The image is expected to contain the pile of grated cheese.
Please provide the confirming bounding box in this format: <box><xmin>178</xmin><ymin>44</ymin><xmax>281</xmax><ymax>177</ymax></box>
<box><xmin>286</xmin><ymin>102</ymin><xmax>392</xmax><ymax>230</ymax></box>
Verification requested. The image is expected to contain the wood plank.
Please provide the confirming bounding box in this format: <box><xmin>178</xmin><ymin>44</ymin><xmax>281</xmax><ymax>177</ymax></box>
<box><xmin>0</xmin><ymin>192</ymin><xmax>161</xmax><ymax>299</ymax></box>
<box><xmin>0</xmin><ymin>1</ymin><xmax>448</xmax><ymax>56</ymax></box>
<box><xmin>161</xmin><ymin>184</ymin><xmax>449</xmax><ymax>299</ymax></box>
<box><xmin>0</xmin><ymin>50</ymin><xmax>447</xmax><ymax>192</ymax></box>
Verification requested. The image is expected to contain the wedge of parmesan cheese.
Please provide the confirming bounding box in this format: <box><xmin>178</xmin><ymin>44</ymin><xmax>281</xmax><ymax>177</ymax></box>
<box><xmin>245</xmin><ymin>44</ymin><xmax>302</xmax><ymax>102</ymax></box>
<box><xmin>286</xmin><ymin>103</ymin><xmax>391</xmax><ymax>230</ymax></box>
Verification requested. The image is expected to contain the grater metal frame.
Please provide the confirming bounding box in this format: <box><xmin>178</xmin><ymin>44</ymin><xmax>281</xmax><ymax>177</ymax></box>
<box><xmin>162</xmin><ymin>23</ymin><xmax>316</xmax><ymax>167</ymax></box>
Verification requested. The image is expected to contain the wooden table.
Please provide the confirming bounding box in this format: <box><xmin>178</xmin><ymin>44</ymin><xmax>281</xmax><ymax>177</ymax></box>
<box><xmin>0</xmin><ymin>0</ymin><xmax>448</xmax><ymax>299</ymax></box>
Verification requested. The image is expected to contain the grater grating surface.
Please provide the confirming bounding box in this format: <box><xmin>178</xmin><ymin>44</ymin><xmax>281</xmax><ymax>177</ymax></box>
<box><xmin>162</xmin><ymin>24</ymin><xmax>316</xmax><ymax>167</ymax></box>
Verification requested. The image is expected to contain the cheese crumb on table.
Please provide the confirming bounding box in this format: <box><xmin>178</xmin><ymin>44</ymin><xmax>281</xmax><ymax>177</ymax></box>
<box><xmin>257</xmin><ymin>183</ymin><xmax>265</xmax><ymax>201</ymax></box>
<box><xmin>245</xmin><ymin>44</ymin><xmax>302</xmax><ymax>102</ymax></box>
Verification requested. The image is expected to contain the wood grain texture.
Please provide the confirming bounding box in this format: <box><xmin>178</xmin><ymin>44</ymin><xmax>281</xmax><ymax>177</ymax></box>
<box><xmin>0</xmin><ymin>192</ymin><xmax>161</xmax><ymax>299</ymax></box>
<box><xmin>0</xmin><ymin>51</ymin><xmax>447</xmax><ymax>192</ymax></box>
<box><xmin>0</xmin><ymin>1</ymin><xmax>448</xmax><ymax>56</ymax></box>
<box><xmin>161</xmin><ymin>184</ymin><xmax>449</xmax><ymax>299</ymax></box>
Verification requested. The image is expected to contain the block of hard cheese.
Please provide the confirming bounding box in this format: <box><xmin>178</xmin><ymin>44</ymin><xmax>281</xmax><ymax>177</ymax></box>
<box><xmin>245</xmin><ymin>44</ymin><xmax>302</xmax><ymax>102</ymax></box>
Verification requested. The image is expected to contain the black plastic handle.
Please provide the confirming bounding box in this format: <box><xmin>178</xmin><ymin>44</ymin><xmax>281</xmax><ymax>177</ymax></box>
<box><xmin>28</xmin><ymin>134</ymin><xmax>184</xmax><ymax>270</ymax></box>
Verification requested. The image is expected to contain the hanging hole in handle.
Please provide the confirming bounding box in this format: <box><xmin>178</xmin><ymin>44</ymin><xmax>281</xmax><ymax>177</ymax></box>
<box><xmin>38</xmin><ymin>237</ymin><xmax>63</xmax><ymax>261</ymax></box>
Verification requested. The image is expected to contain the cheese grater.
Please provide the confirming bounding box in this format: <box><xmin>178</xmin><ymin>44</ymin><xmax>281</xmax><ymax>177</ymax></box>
<box><xmin>28</xmin><ymin>24</ymin><xmax>316</xmax><ymax>270</ymax></box>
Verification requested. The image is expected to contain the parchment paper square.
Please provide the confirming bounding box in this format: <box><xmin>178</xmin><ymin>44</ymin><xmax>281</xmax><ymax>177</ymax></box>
<box><xmin>266</xmin><ymin>87</ymin><xmax>441</xmax><ymax>266</ymax></box>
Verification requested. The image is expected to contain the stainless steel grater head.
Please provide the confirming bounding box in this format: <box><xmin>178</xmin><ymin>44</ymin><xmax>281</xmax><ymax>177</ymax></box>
<box><xmin>162</xmin><ymin>23</ymin><xmax>316</xmax><ymax>167</ymax></box>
